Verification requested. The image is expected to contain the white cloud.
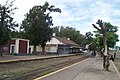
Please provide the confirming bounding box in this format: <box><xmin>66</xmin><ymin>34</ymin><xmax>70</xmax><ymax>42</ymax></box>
<box><xmin>1</xmin><ymin>0</ymin><xmax>120</xmax><ymax>45</ymax></box>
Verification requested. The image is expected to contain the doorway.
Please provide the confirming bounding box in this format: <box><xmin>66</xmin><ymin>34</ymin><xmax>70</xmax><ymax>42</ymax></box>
<box><xmin>10</xmin><ymin>45</ymin><xmax>15</xmax><ymax>54</ymax></box>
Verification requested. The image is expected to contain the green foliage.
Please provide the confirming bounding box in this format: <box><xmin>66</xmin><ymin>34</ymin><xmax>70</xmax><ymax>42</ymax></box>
<box><xmin>84</xmin><ymin>32</ymin><xmax>94</xmax><ymax>45</ymax></box>
<box><xmin>52</xmin><ymin>26</ymin><xmax>85</xmax><ymax>47</ymax></box>
<box><xmin>52</xmin><ymin>26</ymin><xmax>61</xmax><ymax>36</ymax></box>
<box><xmin>0</xmin><ymin>0</ymin><xmax>18</xmax><ymax>56</ymax></box>
<box><xmin>21</xmin><ymin>2</ymin><xmax>61</xmax><ymax>53</ymax></box>
<box><xmin>94</xmin><ymin>34</ymin><xmax>103</xmax><ymax>50</ymax></box>
<box><xmin>0</xmin><ymin>0</ymin><xmax>18</xmax><ymax>45</ymax></box>
<box><xmin>21</xmin><ymin>6</ymin><xmax>45</xmax><ymax>46</ymax></box>
<box><xmin>94</xmin><ymin>22</ymin><xmax>119</xmax><ymax>49</ymax></box>
<box><xmin>11</xmin><ymin>30</ymin><xmax>23</xmax><ymax>38</ymax></box>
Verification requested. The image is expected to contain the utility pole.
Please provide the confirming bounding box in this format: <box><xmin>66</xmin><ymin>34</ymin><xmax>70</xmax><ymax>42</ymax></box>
<box><xmin>92</xmin><ymin>19</ymin><xmax>109</xmax><ymax>71</ymax></box>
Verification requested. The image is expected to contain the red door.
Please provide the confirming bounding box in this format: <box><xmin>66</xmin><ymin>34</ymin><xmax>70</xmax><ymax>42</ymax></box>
<box><xmin>19</xmin><ymin>40</ymin><xmax>27</xmax><ymax>53</ymax></box>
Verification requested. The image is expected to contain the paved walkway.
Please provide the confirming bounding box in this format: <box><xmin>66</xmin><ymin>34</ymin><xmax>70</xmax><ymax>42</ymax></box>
<box><xmin>73</xmin><ymin>57</ymin><xmax>120</xmax><ymax>80</ymax></box>
<box><xmin>35</xmin><ymin>56</ymin><xmax>120</xmax><ymax>80</ymax></box>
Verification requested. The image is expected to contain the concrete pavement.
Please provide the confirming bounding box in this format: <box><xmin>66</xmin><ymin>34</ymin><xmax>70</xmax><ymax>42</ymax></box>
<box><xmin>35</xmin><ymin>56</ymin><xmax>120</xmax><ymax>80</ymax></box>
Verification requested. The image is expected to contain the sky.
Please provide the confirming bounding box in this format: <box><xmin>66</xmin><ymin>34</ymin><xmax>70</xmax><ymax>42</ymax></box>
<box><xmin>0</xmin><ymin>0</ymin><xmax>120</xmax><ymax>46</ymax></box>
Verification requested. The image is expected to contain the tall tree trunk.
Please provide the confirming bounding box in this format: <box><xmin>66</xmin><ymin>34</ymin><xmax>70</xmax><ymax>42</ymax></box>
<box><xmin>42</xmin><ymin>46</ymin><xmax>45</xmax><ymax>54</ymax></box>
<box><xmin>103</xmin><ymin>33</ymin><xmax>109</xmax><ymax>71</ymax></box>
<box><xmin>0</xmin><ymin>45</ymin><xmax>3</xmax><ymax>56</ymax></box>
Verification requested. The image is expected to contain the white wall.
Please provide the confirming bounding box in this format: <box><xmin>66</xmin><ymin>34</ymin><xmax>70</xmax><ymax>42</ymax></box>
<box><xmin>46</xmin><ymin>37</ymin><xmax>62</xmax><ymax>53</ymax></box>
<box><xmin>47</xmin><ymin>46</ymin><xmax>57</xmax><ymax>52</ymax></box>
<box><xmin>46</xmin><ymin>37</ymin><xmax>63</xmax><ymax>45</ymax></box>
<box><xmin>35</xmin><ymin>45</ymin><xmax>58</xmax><ymax>53</ymax></box>
<box><xmin>15</xmin><ymin>39</ymin><xmax>19</xmax><ymax>54</ymax></box>
<box><xmin>36</xmin><ymin>46</ymin><xmax>42</xmax><ymax>52</ymax></box>
<box><xmin>29</xmin><ymin>46</ymin><xmax>34</xmax><ymax>53</ymax></box>
<box><xmin>31</xmin><ymin>37</ymin><xmax>63</xmax><ymax>53</ymax></box>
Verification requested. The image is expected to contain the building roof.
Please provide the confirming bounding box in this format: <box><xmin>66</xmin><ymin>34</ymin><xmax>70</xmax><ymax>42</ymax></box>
<box><xmin>11</xmin><ymin>38</ymin><xmax>29</xmax><ymax>41</ymax></box>
<box><xmin>54</xmin><ymin>36</ymin><xmax>80</xmax><ymax>48</ymax></box>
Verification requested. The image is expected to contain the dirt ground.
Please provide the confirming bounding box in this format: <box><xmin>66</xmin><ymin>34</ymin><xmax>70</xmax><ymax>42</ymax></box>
<box><xmin>0</xmin><ymin>54</ymin><xmax>88</xmax><ymax>80</ymax></box>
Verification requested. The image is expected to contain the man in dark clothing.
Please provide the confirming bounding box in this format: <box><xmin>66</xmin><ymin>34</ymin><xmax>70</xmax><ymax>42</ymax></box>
<box><xmin>114</xmin><ymin>53</ymin><xmax>116</xmax><ymax>59</ymax></box>
<box><xmin>110</xmin><ymin>54</ymin><xmax>114</xmax><ymax>61</ymax></box>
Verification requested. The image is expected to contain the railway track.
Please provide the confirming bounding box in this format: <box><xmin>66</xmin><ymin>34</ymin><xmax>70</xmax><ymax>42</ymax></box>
<box><xmin>0</xmin><ymin>54</ymin><xmax>89</xmax><ymax>80</ymax></box>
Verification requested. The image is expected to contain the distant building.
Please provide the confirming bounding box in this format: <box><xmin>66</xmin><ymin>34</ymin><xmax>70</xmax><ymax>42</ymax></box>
<box><xmin>3</xmin><ymin>38</ymin><xmax>30</xmax><ymax>54</ymax></box>
<box><xmin>34</xmin><ymin>34</ymin><xmax>81</xmax><ymax>54</ymax></box>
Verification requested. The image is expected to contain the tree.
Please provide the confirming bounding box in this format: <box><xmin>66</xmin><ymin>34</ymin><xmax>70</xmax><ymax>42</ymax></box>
<box><xmin>52</xmin><ymin>26</ymin><xmax>85</xmax><ymax>47</ymax></box>
<box><xmin>11</xmin><ymin>30</ymin><xmax>23</xmax><ymax>38</ymax></box>
<box><xmin>92</xmin><ymin>20</ymin><xmax>109</xmax><ymax>71</ymax></box>
<box><xmin>21</xmin><ymin>2</ymin><xmax>61</xmax><ymax>54</ymax></box>
<box><xmin>83</xmin><ymin>32</ymin><xmax>94</xmax><ymax>48</ymax></box>
<box><xmin>0</xmin><ymin>0</ymin><xmax>18</xmax><ymax>56</ymax></box>
<box><xmin>94</xmin><ymin>22</ymin><xmax>119</xmax><ymax>49</ymax></box>
<box><xmin>92</xmin><ymin>20</ymin><xmax>119</xmax><ymax>71</ymax></box>
<box><xmin>52</xmin><ymin>26</ymin><xmax>61</xmax><ymax>36</ymax></box>
<box><xmin>93</xmin><ymin>34</ymin><xmax>103</xmax><ymax>51</ymax></box>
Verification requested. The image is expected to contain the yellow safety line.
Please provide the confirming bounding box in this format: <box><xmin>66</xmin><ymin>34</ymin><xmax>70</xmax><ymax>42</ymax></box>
<box><xmin>110</xmin><ymin>60</ymin><xmax>120</xmax><ymax>80</ymax></box>
<box><xmin>0</xmin><ymin>54</ymin><xmax>74</xmax><ymax>63</ymax></box>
